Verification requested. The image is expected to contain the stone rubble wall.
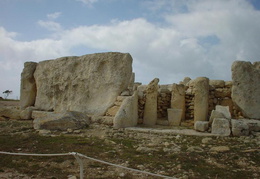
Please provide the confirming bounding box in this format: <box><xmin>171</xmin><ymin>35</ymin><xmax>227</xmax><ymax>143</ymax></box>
<box><xmin>137</xmin><ymin>79</ymin><xmax>243</xmax><ymax>122</ymax></box>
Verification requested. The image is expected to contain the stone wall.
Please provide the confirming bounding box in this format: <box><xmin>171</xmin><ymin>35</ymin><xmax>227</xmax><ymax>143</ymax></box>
<box><xmin>157</xmin><ymin>85</ymin><xmax>172</xmax><ymax>119</ymax></box>
<box><xmin>137</xmin><ymin>79</ymin><xmax>243</xmax><ymax>123</ymax></box>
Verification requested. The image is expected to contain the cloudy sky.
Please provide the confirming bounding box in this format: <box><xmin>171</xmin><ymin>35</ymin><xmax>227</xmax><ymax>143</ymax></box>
<box><xmin>1</xmin><ymin>0</ymin><xmax>260</xmax><ymax>99</ymax></box>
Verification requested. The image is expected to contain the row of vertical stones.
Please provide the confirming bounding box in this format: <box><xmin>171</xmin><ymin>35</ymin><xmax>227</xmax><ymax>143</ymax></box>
<box><xmin>141</xmin><ymin>77</ymin><xmax>210</xmax><ymax>125</ymax></box>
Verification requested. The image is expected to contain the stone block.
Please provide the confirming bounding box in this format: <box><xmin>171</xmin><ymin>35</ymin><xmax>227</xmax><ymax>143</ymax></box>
<box><xmin>209</xmin><ymin>110</ymin><xmax>225</xmax><ymax>124</ymax></box>
<box><xmin>231</xmin><ymin>119</ymin><xmax>249</xmax><ymax>136</ymax></box>
<box><xmin>167</xmin><ymin>108</ymin><xmax>182</xmax><ymax>126</ymax></box>
<box><xmin>32</xmin><ymin>111</ymin><xmax>53</xmax><ymax>119</ymax></box>
<box><xmin>244</xmin><ymin>119</ymin><xmax>260</xmax><ymax>132</ymax></box>
<box><xmin>33</xmin><ymin>111</ymin><xmax>90</xmax><ymax>131</ymax></box>
<box><xmin>20</xmin><ymin>106</ymin><xmax>36</xmax><ymax>120</ymax></box>
<box><xmin>216</xmin><ymin>105</ymin><xmax>231</xmax><ymax>119</ymax></box>
<box><xmin>211</xmin><ymin>118</ymin><xmax>231</xmax><ymax>136</ymax></box>
<box><xmin>194</xmin><ymin>121</ymin><xmax>209</xmax><ymax>132</ymax></box>
<box><xmin>225</xmin><ymin>81</ymin><xmax>232</xmax><ymax>88</ymax></box>
<box><xmin>106</xmin><ymin>106</ymin><xmax>120</xmax><ymax>116</ymax></box>
<box><xmin>209</xmin><ymin>80</ymin><xmax>225</xmax><ymax>88</ymax></box>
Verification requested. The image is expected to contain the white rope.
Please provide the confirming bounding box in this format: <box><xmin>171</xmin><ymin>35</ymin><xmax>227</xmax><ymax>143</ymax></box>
<box><xmin>0</xmin><ymin>151</ymin><xmax>72</xmax><ymax>157</ymax></box>
<box><xmin>72</xmin><ymin>152</ymin><xmax>177</xmax><ymax>179</ymax></box>
<box><xmin>0</xmin><ymin>151</ymin><xmax>177</xmax><ymax>179</ymax></box>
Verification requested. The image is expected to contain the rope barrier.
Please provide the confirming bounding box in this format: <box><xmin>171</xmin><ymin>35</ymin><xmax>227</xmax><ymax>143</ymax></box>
<box><xmin>0</xmin><ymin>151</ymin><xmax>177</xmax><ymax>179</ymax></box>
<box><xmin>0</xmin><ymin>151</ymin><xmax>71</xmax><ymax>157</ymax></box>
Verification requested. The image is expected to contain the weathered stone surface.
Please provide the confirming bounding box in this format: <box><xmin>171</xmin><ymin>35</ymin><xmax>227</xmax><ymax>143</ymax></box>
<box><xmin>20</xmin><ymin>62</ymin><xmax>37</xmax><ymax>109</ymax></box>
<box><xmin>113</xmin><ymin>91</ymin><xmax>138</xmax><ymax>129</ymax></box>
<box><xmin>0</xmin><ymin>107</ymin><xmax>21</xmax><ymax>119</ymax></box>
<box><xmin>171</xmin><ymin>84</ymin><xmax>185</xmax><ymax>120</ymax></box>
<box><xmin>225</xmin><ymin>81</ymin><xmax>232</xmax><ymax>88</ymax></box>
<box><xmin>209</xmin><ymin>106</ymin><xmax>231</xmax><ymax>124</ymax></box>
<box><xmin>209</xmin><ymin>110</ymin><xmax>225</xmax><ymax>124</ymax></box>
<box><xmin>210</xmin><ymin>146</ymin><xmax>230</xmax><ymax>152</ymax></box>
<box><xmin>194</xmin><ymin>77</ymin><xmax>209</xmax><ymax>122</ymax></box>
<box><xmin>231</xmin><ymin>61</ymin><xmax>260</xmax><ymax>119</ymax></box>
<box><xmin>32</xmin><ymin>110</ymin><xmax>52</xmax><ymax>119</ymax></box>
<box><xmin>244</xmin><ymin>119</ymin><xmax>260</xmax><ymax>132</ymax></box>
<box><xmin>137</xmin><ymin>85</ymin><xmax>147</xmax><ymax>98</ymax></box>
<box><xmin>120</xmin><ymin>90</ymin><xmax>131</xmax><ymax>96</ymax></box>
<box><xmin>143</xmin><ymin>78</ymin><xmax>159</xmax><ymax>126</ymax></box>
<box><xmin>33</xmin><ymin>111</ymin><xmax>90</xmax><ymax>130</ymax></box>
<box><xmin>159</xmin><ymin>84</ymin><xmax>172</xmax><ymax>93</ymax></box>
<box><xmin>128</xmin><ymin>72</ymin><xmax>135</xmax><ymax>91</ymax></box>
<box><xmin>211</xmin><ymin>118</ymin><xmax>231</xmax><ymax>136</ymax></box>
<box><xmin>167</xmin><ymin>108</ymin><xmax>182</xmax><ymax>126</ymax></box>
<box><xmin>106</xmin><ymin>106</ymin><xmax>120</xmax><ymax>116</ymax></box>
<box><xmin>182</xmin><ymin>77</ymin><xmax>191</xmax><ymax>86</ymax></box>
<box><xmin>20</xmin><ymin>106</ymin><xmax>36</xmax><ymax>120</ymax></box>
<box><xmin>215</xmin><ymin>105</ymin><xmax>231</xmax><ymax>119</ymax></box>
<box><xmin>209</xmin><ymin>80</ymin><xmax>225</xmax><ymax>88</ymax></box>
<box><xmin>220</xmin><ymin>98</ymin><xmax>233</xmax><ymax>115</ymax></box>
<box><xmin>33</xmin><ymin>52</ymin><xmax>133</xmax><ymax>115</ymax></box>
<box><xmin>91</xmin><ymin>115</ymin><xmax>114</xmax><ymax>125</ymax></box>
<box><xmin>215</xmin><ymin>88</ymin><xmax>231</xmax><ymax>98</ymax></box>
<box><xmin>231</xmin><ymin>119</ymin><xmax>249</xmax><ymax>136</ymax></box>
<box><xmin>194</xmin><ymin>121</ymin><xmax>209</xmax><ymax>132</ymax></box>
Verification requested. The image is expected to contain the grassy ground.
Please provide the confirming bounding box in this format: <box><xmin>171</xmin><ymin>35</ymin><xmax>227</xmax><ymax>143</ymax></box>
<box><xmin>0</xmin><ymin>120</ymin><xmax>259</xmax><ymax>179</ymax></box>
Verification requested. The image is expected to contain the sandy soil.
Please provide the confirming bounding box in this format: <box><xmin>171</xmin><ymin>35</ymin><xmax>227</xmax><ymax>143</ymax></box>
<box><xmin>0</xmin><ymin>100</ymin><xmax>20</xmax><ymax>107</ymax></box>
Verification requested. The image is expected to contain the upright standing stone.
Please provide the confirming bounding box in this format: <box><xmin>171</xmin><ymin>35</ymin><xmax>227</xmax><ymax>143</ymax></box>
<box><xmin>231</xmin><ymin>61</ymin><xmax>260</xmax><ymax>119</ymax></box>
<box><xmin>143</xmin><ymin>78</ymin><xmax>159</xmax><ymax>126</ymax></box>
<box><xmin>194</xmin><ymin>77</ymin><xmax>209</xmax><ymax>122</ymax></box>
<box><xmin>20</xmin><ymin>62</ymin><xmax>38</xmax><ymax>109</ymax></box>
<box><xmin>171</xmin><ymin>83</ymin><xmax>186</xmax><ymax>120</ymax></box>
<box><xmin>113</xmin><ymin>91</ymin><xmax>138</xmax><ymax>129</ymax></box>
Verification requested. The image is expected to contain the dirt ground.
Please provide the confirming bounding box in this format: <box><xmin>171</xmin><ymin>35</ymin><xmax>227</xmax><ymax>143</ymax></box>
<box><xmin>0</xmin><ymin>100</ymin><xmax>259</xmax><ymax>179</ymax></box>
<box><xmin>0</xmin><ymin>100</ymin><xmax>20</xmax><ymax>107</ymax></box>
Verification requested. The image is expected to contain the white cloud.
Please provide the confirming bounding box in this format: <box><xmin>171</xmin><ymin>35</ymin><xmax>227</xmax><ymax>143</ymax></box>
<box><xmin>47</xmin><ymin>12</ymin><xmax>62</xmax><ymax>20</ymax></box>
<box><xmin>38</xmin><ymin>20</ymin><xmax>62</xmax><ymax>31</ymax></box>
<box><xmin>1</xmin><ymin>0</ymin><xmax>260</xmax><ymax>98</ymax></box>
<box><xmin>76</xmin><ymin>0</ymin><xmax>98</xmax><ymax>6</ymax></box>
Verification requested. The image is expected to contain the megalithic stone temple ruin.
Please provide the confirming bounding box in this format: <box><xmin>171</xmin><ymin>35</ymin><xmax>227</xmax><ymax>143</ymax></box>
<box><xmin>0</xmin><ymin>52</ymin><xmax>259</xmax><ymax>136</ymax></box>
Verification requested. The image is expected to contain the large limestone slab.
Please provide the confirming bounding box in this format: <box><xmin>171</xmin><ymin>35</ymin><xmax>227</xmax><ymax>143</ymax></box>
<box><xmin>194</xmin><ymin>77</ymin><xmax>209</xmax><ymax>122</ymax></box>
<box><xmin>231</xmin><ymin>61</ymin><xmax>260</xmax><ymax>119</ymax></box>
<box><xmin>113</xmin><ymin>91</ymin><xmax>138</xmax><ymax>129</ymax></box>
<box><xmin>33</xmin><ymin>52</ymin><xmax>132</xmax><ymax>115</ymax></box>
<box><xmin>143</xmin><ymin>78</ymin><xmax>159</xmax><ymax>126</ymax></box>
<box><xmin>20</xmin><ymin>62</ymin><xmax>37</xmax><ymax>109</ymax></box>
